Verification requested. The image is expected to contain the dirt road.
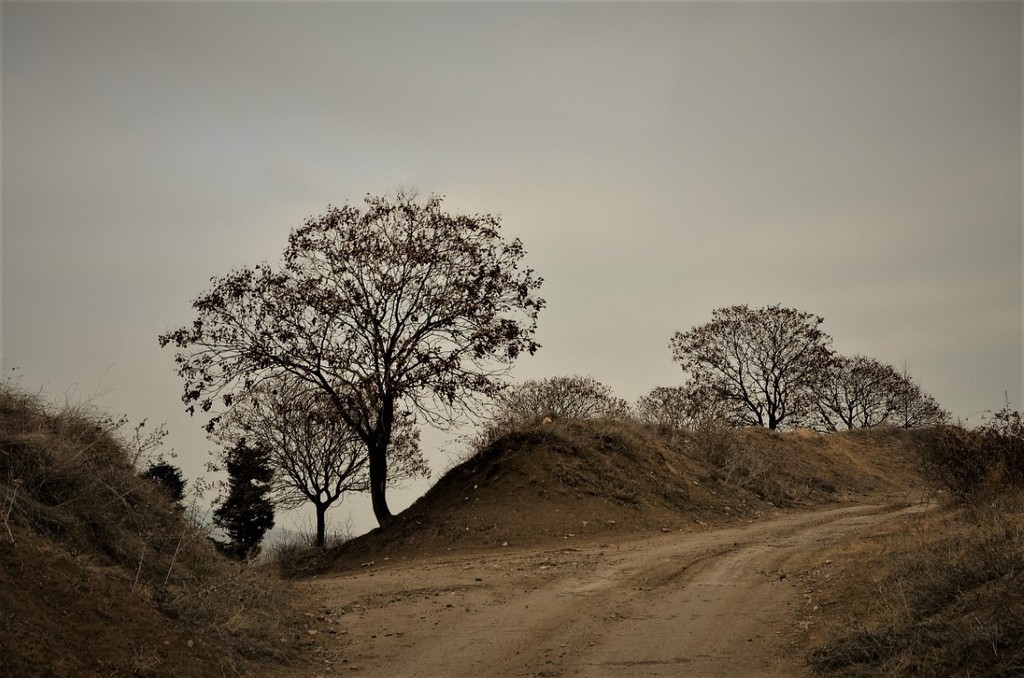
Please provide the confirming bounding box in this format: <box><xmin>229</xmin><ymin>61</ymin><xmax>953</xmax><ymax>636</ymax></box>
<box><xmin>277</xmin><ymin>504</ymin><xmax>918</xmax><ymax>677</ymax></box>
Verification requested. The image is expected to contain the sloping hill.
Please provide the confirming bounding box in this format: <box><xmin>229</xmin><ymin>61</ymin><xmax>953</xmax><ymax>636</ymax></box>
<box><xmin>0</xmin><ymin>386</ymin><xmax>297</xmax><ymax>677</ymax></box>
<box><xmin>294</xmin><ymin>418</ymin><xmax>925</xmax><ymax>573</ymax></box>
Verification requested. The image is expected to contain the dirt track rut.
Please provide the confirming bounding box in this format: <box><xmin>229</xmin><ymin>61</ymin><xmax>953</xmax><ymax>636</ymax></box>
<box><xmin>277</xmin><ymin>504</ymin><xmax>919</xmax><ymax>677</ymax></box>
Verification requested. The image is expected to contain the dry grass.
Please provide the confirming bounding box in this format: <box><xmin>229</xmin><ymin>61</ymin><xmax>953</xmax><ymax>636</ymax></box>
<box><xmin>810</xmin><ymin>499</ymin><xmax>1024</xmax><ymax>676</ymax></box>
<box><xmin>913</xmin><ymin>418</ymin><xmax>1024</xmax><ymax>503</ymax></box>
<box><xmin>0</xmin><ymin>384</ymin><xmax>298</xmax><ymax>675</ymax></box>
<box><xmin>806</xmin><ymin>415</ymin><xmax>1024</xmax><ymax>677</ymax></box>
<box><xmin>685</xmin><ymin>423</ymin><xmax>821</xmax><ymax>506</ymax></box>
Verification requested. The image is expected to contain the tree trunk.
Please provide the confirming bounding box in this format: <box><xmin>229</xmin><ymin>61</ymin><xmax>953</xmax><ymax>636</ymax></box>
<box><xmin>369</xmin><ymin>395</ymin><xmax>396</xmax><ymax>528</ymax></box>
<box><xmin>315</xmin><ymin>502</ymin><xmax>327</xmax><ymax>548</ymax></box>
<box><xmin>369</xmin><ymin>443</ymin><xmax>393</xmax><ymax>527</ymax></box>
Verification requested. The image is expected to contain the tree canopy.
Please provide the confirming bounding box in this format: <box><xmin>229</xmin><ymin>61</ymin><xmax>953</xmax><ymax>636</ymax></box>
<box><xmin>809</xmin><ymin>355</ymin><xmax>948</xmax><ymax>431</ymax></box>
<box><xmin>160</xmin><ymin>192</ymin><xmax>544</xmax><ymax>526</ymax></box>
<box><xmin>670</xmin><ymin>304</ymin><xmax>834</xmax><ymax>430</ymax></box>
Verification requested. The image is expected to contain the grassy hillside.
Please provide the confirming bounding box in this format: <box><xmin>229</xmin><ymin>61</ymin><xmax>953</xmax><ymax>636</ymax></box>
<box><xmin>284</xmin><ymin>417</ymin><xmax>926</xmax><ymax>574</ymax></box>
<box><xmin>806</xmin><ymin>500</ymin><xmax>1024</xmax><ymax>676</ymax></box>
<box><xmin>0</xmin><ymin>385</ymin><xmax>299</xmax><ymax>677</ymax></box>
<box><xmin>805</xmin><ymin>419</ymin><xmax>1024</xmax><ymax>676</ymax></box>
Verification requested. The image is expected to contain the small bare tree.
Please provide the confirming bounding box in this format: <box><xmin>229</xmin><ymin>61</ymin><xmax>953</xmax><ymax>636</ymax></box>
<box><xmin>808</xmin><ymin>356</ymin><xmax>948</xmax><ymax>431</ymax></box>
<box><xmin>217</xmin><ymin>379</ymin><xmax>428</xmax><ymax>547</ymax></box>
<box><xmin>634</xmin><ymin>384</ymin><xmax>732</xmax><ymax>430</ymax></box>
<box><xmin>497</xmin><ymin>375</ymin><xmax>629</xmax><ymax>421</ymax></box>
<box><xmin>810</xmin><ymin>355</ymin><xmax>903</xmax><ymax>430</ymax></box>
<box><xmin>890</xmin><ymin>364</ymin><xmax>950</xmax><ymax>428</ymax></box>
<box><xmin>471</xmin><ymin>375</ymin><xmax>629</xmax><ymax>452</ymax></box>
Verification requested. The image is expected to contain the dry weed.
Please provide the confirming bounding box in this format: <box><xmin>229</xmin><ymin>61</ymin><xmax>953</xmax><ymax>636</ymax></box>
<box><xmin>811</xmin><ymin>498</ymin><xmax>1024</xmax><ymax>676</ymax></box>
<box><xmin>685</xmin><ymin>424</ymin><xmax>820</xmax><ymax>506</ymax></box>
<box><xmin>0</xmin><ymin>383</ymin><xmax>297</xmax><ymax>672</ymax></box>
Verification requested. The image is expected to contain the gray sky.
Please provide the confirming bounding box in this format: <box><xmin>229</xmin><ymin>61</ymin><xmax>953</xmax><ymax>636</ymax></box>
<box><xmin>3</xmin><ymin>1</ymin><xmax>1021</xmax><ymax>536</ymax></box>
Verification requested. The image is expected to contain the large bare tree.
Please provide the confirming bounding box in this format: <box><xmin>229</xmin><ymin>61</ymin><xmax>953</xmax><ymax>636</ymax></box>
<box><xmin>669</xmin><ymin>304</ymin><xmax>834</xmax><ymax>430</ymax></box>
<box><xmin>160</xmin><ymin>193</ymin><xmax>544</xmax><ymax>526</ymax></box>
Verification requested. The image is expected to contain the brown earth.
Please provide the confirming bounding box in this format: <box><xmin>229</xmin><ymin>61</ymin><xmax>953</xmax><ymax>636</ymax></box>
<box><xmin>285</xmin><ymin>420</ymin><xmax>925</xmax><ymax>576</ymax></box>
<box><xmin>269</xmin><ymin>503</ymin><xmax>929</xmax><ymax>678</ymax></box>
<box><xmin>0</xmin><ymin>527</ymin><xmax>226</xmax><ymax>677</ymax></box>
<box><xmin>264</xmin><ymin>420</ymin><xmax>931</xmax><ymax>677</ymax></box>
<box><xmin>3</xmin><ymin>395</ymin><xmax>932</xmax><ymax>677</ymax></box>
<box><xmin>0</xmin><ymin>386</ymin><xmax>299</xmax><ymax>678</ymax></box>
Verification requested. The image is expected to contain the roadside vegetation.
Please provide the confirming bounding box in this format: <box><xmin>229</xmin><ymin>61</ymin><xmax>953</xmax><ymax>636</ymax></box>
<box><xmin>809</xmin><ymin>405</ymin><xmax>1024</xmax><ymax>677</ymax></box>
<box><xmin>0</xmin><ymin>384</ymin><xmax>297</xmax><ymax>676</ymax></box>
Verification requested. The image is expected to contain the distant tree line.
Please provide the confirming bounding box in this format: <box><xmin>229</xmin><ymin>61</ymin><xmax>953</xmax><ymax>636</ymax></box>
<box><xmin>474</xmin><ymin>304</ymin><xmax>948</xmax><ymax>452</ymax></box>
<box><xmin>160</xmin><ymin>189</ymin><xmax>949</xmax><ymax>552</ymax></box>
<box><xmin>664</xmin><ymin>304</ymin><xmax>948</xmax><ymax>432</ymax></box>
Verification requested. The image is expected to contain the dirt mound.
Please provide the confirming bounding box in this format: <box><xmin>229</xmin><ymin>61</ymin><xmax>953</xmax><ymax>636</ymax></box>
<box><xmin>0</xmin><ymin>386</ymin><xmax>297</xmax><ymax>677</ymax></box>
<box><xmin>291</xmin><ymin>419</ymin><xmax>925</xmax><ymax>574</ymax></box>
<box><xmin>1</xmin><ymin>528</ymin><xmax>216</xmax><ymax>677</ymax></box>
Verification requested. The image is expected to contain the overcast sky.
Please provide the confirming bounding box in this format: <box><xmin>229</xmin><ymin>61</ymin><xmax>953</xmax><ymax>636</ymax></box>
<box><xmin>3</xmin><ymin>1</ymin><xmax>1021</xmax><ymax>536</ymax></box>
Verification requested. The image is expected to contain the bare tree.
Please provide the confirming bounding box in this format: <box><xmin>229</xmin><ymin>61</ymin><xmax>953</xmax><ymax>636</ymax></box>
<box><xmin>635</xmin><ymin>386</ymin><xmax>692</xmax><ymax>429</ymax></box>
<box><xmin>160</xmin><ymin>192</ymin><xmax>544</xmax><ymax>527</ymax></box>
<box><xmin>891</xmin><ymin>364</ymin><xmax>950</xmax><ymax>428</ymax></box>
<box><xmin>495</xmin><ymin>375</ymin><xmax>629</xmax><ymax>421</ymax></box>
<box><xmin>217</xmin><ymin>379</ymin><xmax>428</xmax><ymax>546</ymax></box>
<box><xmin>806</xmin><ymin>356</ymin><xmax>950</xmax><ymax>436</ymax></box>
<box><xmin>634</xmin><ymin>384</ymin><xmax>732</xmax><ymax>430</ymax></box>
<box><xmin>811</xmin><ymin>355</ymin><xmax>904</xmax><ymax>431</ymax></box>
<box><xmin>808</xmin><ymin>356</ymin><xmax>948</xmax><ymax>431</ymax></box>
<box><xmin>670</xmin><ymin>304</ymin><xmax>834</xmax><ymax>430</ymax></box>
<box><xmin>471</xmin><ymin>375</ymin><xmax>629</xmax><ymax>452</ymax></box>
